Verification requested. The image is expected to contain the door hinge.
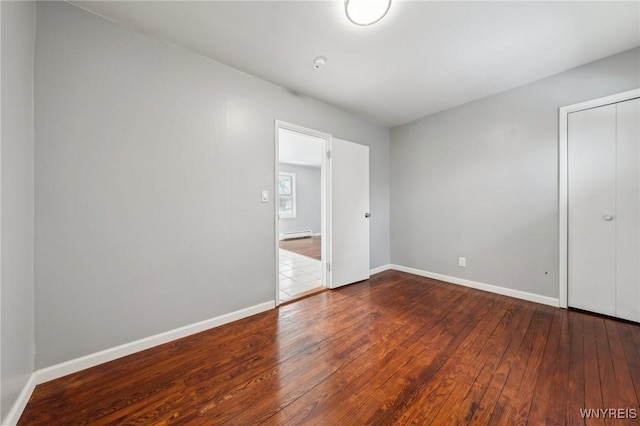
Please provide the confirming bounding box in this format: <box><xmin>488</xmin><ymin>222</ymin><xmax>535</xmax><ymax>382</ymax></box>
<box><xmin>327</xmin><ymin>150</ymin><xmax>332</xmax><ymax>160</ymax></box>
<box><xmin>326</xmin><ymin>262</ymin><xmax>331</xmax><ymax>272</ymax></box>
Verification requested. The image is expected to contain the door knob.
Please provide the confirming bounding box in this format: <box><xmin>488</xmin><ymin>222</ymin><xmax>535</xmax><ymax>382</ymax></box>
<box><xmin>365</xmin><ymin>213</ymin><xmax>371</xmax><ymax>218</ymax></box>
<box><xmin>603</xmin><ymin>215</ymin><xmax>614</xmax><ymax>221</ymax></box>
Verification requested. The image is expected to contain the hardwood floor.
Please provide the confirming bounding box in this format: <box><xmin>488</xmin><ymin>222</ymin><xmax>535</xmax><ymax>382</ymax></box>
<box><xmin>279</xmin><ymin>236</ymin><xmax>321</xmax><ymax>261</ymax></box>
<box><xmin>19</xmin><ymin>270</ymin><xmax>640</xmax><ymax>425</ymax></box>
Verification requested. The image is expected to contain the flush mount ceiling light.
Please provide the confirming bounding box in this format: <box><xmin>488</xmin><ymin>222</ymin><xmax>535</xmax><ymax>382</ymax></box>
<box><xmin>345</xmin><ymin>0</ymin><xmax>392</xmax><ymax>26</ymax></box>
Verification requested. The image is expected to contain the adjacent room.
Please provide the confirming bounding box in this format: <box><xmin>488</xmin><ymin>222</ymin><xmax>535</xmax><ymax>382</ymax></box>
<box><xmin>277</xmin><ymin>127</ymin><xmax>326</xmax><ymax>303</ymax></box>
<box><xmin>2</xmin><ymin>0</ymin><xmax>639</xmax><ymax>424</ymax></box>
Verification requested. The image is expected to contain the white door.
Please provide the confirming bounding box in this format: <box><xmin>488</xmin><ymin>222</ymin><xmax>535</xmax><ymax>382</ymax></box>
<box><xmin>330</xmin><ymin>138</ymin><xmax>370</xmax><ymax>288</ymax></box>
<box><xmin>568</xmin><ymin>98</ymin><xmax>640</xmax><ymax>322</ymax></box>
<box><xmin>616</xmin><ymin>98</ymin><xmax>640</xmax><ymax>322</ymax></box>
<box><xmin>568</xmin><ymin>104</ymin><xmax>617</xmax><ymax>316</ymax></box>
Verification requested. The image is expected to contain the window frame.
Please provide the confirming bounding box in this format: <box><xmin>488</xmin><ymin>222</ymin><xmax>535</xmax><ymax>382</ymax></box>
<box><xmin>278</xmin><ymin>172</ymin><xmax>297</xmax><ymax>219</ymax></box>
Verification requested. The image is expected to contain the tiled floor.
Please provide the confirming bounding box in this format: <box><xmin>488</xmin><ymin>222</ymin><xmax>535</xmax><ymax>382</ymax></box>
<box><xmin>279</xmin><ymin>249</ymin><xmax>324</xmax><ymax>302</ymax></box>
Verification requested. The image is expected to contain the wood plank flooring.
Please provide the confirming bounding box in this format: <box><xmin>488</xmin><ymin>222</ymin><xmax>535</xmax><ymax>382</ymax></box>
<box><xmin>279</xmin><ymin>236</ymin><xmax>321</xmax><ymax>261</ymax></box>
<box><xmin>19</xmin><ymin>270</ymin><xmax>640</xmax><ymax>425</ymax></box>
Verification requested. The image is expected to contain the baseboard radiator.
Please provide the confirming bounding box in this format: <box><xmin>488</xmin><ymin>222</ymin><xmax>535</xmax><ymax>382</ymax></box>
<box><xmin>280</xmin><ymin>230</ymin><xmax>313</xmax><ymax>240</ymax></box>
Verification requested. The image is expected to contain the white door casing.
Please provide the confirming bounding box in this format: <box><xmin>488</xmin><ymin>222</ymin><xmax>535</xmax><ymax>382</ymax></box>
<box><xmin>274</xmin><ymin>121</ymin><xmax>330</xmax><ymax>305</ymax></box>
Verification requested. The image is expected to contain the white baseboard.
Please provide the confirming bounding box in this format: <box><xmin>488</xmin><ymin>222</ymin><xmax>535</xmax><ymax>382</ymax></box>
<box><xmin>279</xmin><ymin>230</ymin><xmax>313</xmax><ymax>240</ymax></box>
<box><xmin>370</xmin><ymin>264</ymin><xmax>391</xmax><ymax>275</ymax></box>
<box><xmin>3</xmin><ymin>373</ymin><xmax>36</xmax><ymax>426</ymax></box>
<box><xmin>390</xmin><ymin>264</ymin><xmax>559</xmax><ymax>307</ymax></box>
<box><xmin>34</xmin><ymin>300</ymin><xmax>275</xmax><ymax>385</ymax></box>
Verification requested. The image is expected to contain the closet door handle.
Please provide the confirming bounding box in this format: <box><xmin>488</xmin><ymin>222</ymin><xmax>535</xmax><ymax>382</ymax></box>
<box><xmin>603</xmin><ymin>215</ymin><xmax>614</xmax><ymax>221</ymax></box>
<box><xmin>365</xmin><ymin>213</ymin><xmax>371</xmax><ymax>218</ymax></box>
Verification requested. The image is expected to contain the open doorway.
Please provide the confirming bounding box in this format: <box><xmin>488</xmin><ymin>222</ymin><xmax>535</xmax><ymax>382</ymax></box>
<box><xmin>275</xmin><ymin>122</ymin><xmax>329</xmax><ymax>304</ymax></box>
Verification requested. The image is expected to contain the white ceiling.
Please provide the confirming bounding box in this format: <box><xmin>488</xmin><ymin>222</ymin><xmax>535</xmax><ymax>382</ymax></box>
<box><xmin>71</xmin><ymin>1</ymin><xmax>640</xmax><ymax>127</ymax></box>
<box><xmin>279</xmin><ymin>128</ymin><xmax>324</xmax><ymax>168</ymax></box>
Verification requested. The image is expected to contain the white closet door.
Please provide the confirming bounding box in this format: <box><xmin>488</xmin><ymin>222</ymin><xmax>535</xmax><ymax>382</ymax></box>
<box><xmin>568</xmin><ymin>104</ymin><xmax>617</xmax><ymax>316</ymax></box>
<box><xmin>616</xmin><ymin>98</ymin><xmax>640</xmax><ymax>322</ymax></box>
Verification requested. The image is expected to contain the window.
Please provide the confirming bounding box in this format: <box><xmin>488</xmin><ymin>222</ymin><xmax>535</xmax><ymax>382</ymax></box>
<box><xmin>278</xmin><ymin>172</ymin><xmax>296</xmax><ymax>218</ymax></box>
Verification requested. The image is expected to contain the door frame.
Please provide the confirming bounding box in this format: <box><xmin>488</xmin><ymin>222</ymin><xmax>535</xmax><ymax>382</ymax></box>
<box><xmin>558</xmin><ymin>88</ymin><xmax>640</xmax><ymax>308</ymax></box>
<box><xmin>274</xmin><ymin>120</ymin><xmax>332</xmax><ymax>306</ymax></box>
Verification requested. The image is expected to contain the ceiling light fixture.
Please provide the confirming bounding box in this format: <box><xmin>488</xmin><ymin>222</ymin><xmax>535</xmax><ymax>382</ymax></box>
<box><xmin>345</xmin><ymin>0</ymin><xmax>391</xmax><ymax>26</ymax></box>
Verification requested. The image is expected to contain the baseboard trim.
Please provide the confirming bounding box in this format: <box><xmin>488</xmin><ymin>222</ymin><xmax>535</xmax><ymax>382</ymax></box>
<box><xmin>3</xmin><ymin>373</ymin><xmax>36</xmax><ymax>426</ymax></box>
<box><xmin>370</xmin><ymin>264</ymin><xmax>391</xmax><ymax>275</ymax></box>
<box><xmin>390</xmin><ymin>264</ymin><xmax>559</xmax><ymax>307</ymax></box>
<box><xmin>35</xmin><ymin>300</ymin><xmax>275</xmax><ymax>385</ymax></box>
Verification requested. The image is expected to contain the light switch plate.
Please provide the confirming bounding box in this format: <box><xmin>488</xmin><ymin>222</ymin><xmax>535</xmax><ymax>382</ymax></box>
<box><xmin>261</xmin><ymin>190</ymin><xmax>269</xmax><ymax>203</ymax></box>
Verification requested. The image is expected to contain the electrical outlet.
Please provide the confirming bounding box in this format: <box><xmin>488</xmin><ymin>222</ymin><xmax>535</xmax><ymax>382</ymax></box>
<box><xmin>458</xmin><ymin>257</ymin><xmax>466</xmax><ymax>267</ymax></box>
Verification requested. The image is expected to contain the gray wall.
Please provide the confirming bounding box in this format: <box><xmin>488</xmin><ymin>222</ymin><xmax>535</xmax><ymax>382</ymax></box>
<box><xmin>1</xmin><ymin>0</ymin><xmax>36</xmax><ymax>421</ymax></box>
<box><xmin>391</xmin><ymin>48</ymin><xmax>640</xmax><ymax>299</ymax></box>
<box><xmin>279</xmin><ymin>164</ymin><xmax>321</xmax><ymax>236</ymax></box>
<box><xmin>34</xmin><ymin>2</ymin><xmax>390</xmax><ymax>368</ymax></box>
